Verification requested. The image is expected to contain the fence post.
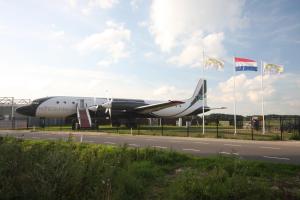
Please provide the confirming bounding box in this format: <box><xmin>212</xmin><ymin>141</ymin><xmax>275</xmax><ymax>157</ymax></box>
<box><xmin>298</xmin><ymin>117</ymin><xmax>300</xmax><ymax>136</ymax></box>
<box><xmin>294</xmin><ymin>117</ymin><xmax>297</xmax><ymax>135</ymax></box>
<box><xmin>27</xmin><ymin>117</ymin><xmax>29</xmax><ymax>130</ymax></box>
<box><xmin>187</xmin><ymin>123</ymin><xmax>189</xmax><ymax>137</ymax></box>
<box><xmin>60</xmin><ymin>118</ymin><xmax>62</xmax><ymax>131</ymax></box>
<box><xmin>11</xmin><ymin>117</ymin><xmax>15</xmax><ymax>130</ymax></box>
<box><xmin>216</xmin><ymin>118</ymin><xmax>219</xmax><ymax>138</ymax></box>
<box><xmin>251</xmin><ymin>119</ymin><xmax>254</xmax><ymax>140</ymax></box>
<box><xmin>161</xmin><ymin>118</ymin><xmax>164</xmax><ymax>136</ymax></box>
<box><xmin>280</xmin><ymin>116</ymin><xmax>283</xmax><ymax>141</ymax></box>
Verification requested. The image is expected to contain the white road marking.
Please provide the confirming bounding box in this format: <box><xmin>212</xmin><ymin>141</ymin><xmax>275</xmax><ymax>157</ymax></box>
<box><xmin>263</xmin><ymin>156</ymin><xmax>290</xmax><ymax>160</ymax></box>
<box><xmin>152</xmin><ymin>145</ymin><xmax>167</xmax><ymax>149</ymax></box>
<box><xmin>146</xmin><ymin>139</ymin><xmax>155</xmax><ymax>141</ymax></box>
<box><xmin>219</xmin><ymin>151</ymin><xmax>239</xmax><ymax>156</ymax></box>
<box><xmin>129</xmin><ymin>144</ymin><xmax>139</xmax><ymax>147</ymax></box>
<box><xmin>193</xmin><ymin>142</ymin><xmax>209</xmax><ymax>145</ymax></box>
<box><xmin>260</xmin><ymin>146</ymin><xmax>280</xmax><ymax>150</ymax></box>
<box><xmin>104</xmin><ymin>142</ymin><xmax>116</xmax><ymax>145</ymax></box>
<box><xmin>122</xmin><ymin>137</ymin><xmax>133</xmax><ymax>140</ymax></box>
<box><xmin>170</xmin><ymin>140</ymin><xmax>182</xmax><ymax>143</ymax></box>
<box><xmin>219</xmin><ymin>151</ymin><xmax>231</xmax><ymax>155</ymax></box>
<box><xmin>183</xmin><ymin>148</ymin><xmax>200</xmax><ymax>152</ymax></box>
<box><xmin>224</xmin><ymin>144</ymin><xmax>241</xmax><ymax>147</ymax></box>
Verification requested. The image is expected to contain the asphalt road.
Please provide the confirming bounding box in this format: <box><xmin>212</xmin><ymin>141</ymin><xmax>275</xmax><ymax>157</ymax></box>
<box><xmin>1</xmin><ymin>130</ymin><xmax>300</xmax><ymax>165</ymax></box>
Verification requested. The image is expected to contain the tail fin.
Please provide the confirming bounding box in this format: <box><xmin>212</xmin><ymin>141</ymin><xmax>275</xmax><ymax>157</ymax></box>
<box><xmin>188</xmin><ymin>79</ymin><xmax>207</xmax><ymax>105</ymax></box>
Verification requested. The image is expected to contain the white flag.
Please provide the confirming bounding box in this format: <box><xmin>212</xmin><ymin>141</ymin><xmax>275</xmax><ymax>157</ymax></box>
<box><xmin>263</xmin><ymin>62</ymin><xmax>284</xmax><ymax>74</ymax></box>
<box><xmin>205</xmin><ymin>57</ymin><xmax>224</xmax><ymax>70</ymax></box>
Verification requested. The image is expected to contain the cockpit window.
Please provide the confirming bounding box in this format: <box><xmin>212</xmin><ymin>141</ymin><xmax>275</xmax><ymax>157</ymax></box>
<box><xmin>31</xmin><ymin>97</ymin><xmax>53</xmax><ymax>106</ymax></box>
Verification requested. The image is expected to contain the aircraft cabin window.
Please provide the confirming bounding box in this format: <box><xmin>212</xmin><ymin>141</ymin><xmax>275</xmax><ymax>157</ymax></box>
<box><xmin>72</xmin><ymin>102</ymin><xmax>75</xmax><ymax>104</ymax></box>
<box><xmin>56</xmin><ymin>101</ymin><xmax>59</xmax><ymax>104</ymax></box>
<box><xmin>63</xmin><ymin>101</ymin><xmax>66</xmax><ymax>104</ymax></box>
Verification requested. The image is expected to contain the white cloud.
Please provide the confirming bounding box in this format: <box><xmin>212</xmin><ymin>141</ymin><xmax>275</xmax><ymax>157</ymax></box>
<box><xmin>65</xmin><ymin>0</ymin><xmax>119</xmax><ymax>15</ymax></box>
<box><xmin>47</xmin><ymin>25</ymin><xmax>65</xmax><ymax>40</ymax></box>
<box><xmin>88</xmin><ymin>0</ymin><xmax>118</xmax><ymax>9</ymax></box>
<box><xmin>149</xmin><ymin>0</ymin><xmax>247</xmax><ymax>68</ymax></box>
<box><xmin>144</xmin><ymin>51</ymin><xmax>154</xmax><ymax>58</ymax></box>
<box><xmin>149</xmin><ymin>0</ymin><xmax>246</xmax><ymax>52</ymax></box>
<box><xmin>97</xmin><ymin>59</ymin><xmax>113</xmax><ymax>67</ymax></box>
<box><xmin>152</xmin><ymin>85</ymin><xmax>191</xmax><ymax>100</ymax></box>
<box><xmin>130</xmin><ymin>0</ymin><xmax>142</xmax><ymax>9</ymax></box>
<box><xmin>66</xmin><ymin>0</ymin><xmax>77</xmax><ymax>8</ymax></box>
<box><xmin>0</xmin><ymin>64</ymin><xmax>149</xmax><ymax>100</ymax></box>
<box><xmin>168</xmin><ymin>32</ymin><xmax>225</xmax><ymax>67</ymax></box>
<box><xmin>138</xmin><ymin>21</ymin><xmax>148</xmax><ymax>28</ymax></box>
<box><xmin>0</xmin><ymin>25</ymin><xmax>8</xmax><ymax>35</ymax></box>
<box><xmin>76</xmin><ymin>21</ymin><xmax>131</xmax><ymax>64</ymax></box>
<box><xmin>153</xmin><ymin>85</ymin><xmax>175</xmax><ymax>96</ymax></box>
<box><xmin>208</xmin><ymin>73</ymin><xmax>300</xmax><ymax>115</ymax></box>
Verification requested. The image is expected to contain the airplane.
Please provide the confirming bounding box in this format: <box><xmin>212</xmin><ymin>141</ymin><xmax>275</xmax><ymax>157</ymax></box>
<box><xmin>16</xmin><ymin>78</ymin><xmax>218</xmax><ymax>129</ymax></box>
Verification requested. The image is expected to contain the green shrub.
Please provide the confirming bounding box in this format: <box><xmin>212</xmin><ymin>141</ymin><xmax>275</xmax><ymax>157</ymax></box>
<box><xmin>290</xmin><ymin>133</ymin><xmax>300</xmax><ymax>140</ymax></box>
<box><xmin>0</xmin><ymin>136</ymin><xmax>299</xmax><ymax>200</ymax></box>
<box><xmin>166</xmin><ymin>167</ymin><xmax>277</xmax><ymax>200</ymax></box>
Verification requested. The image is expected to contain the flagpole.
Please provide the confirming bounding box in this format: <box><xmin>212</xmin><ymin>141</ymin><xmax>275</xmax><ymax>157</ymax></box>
<box><xmin>202</xmin><ymin>49</ymin><xmax>205</xmax><ymax>135</ymax></box>
<box><xmin>233</xmin><ymin>57</ymin><xmax>237</xmax><ymax>135</ymax></box>
<box><xmin>261</xmin><ymin>61</ymin><xmax>265</xmax><ymax>135</ymax></box>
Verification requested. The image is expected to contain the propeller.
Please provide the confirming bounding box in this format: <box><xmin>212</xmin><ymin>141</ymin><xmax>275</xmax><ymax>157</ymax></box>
<box><xmin>102</xmin><ymin>97</ymin><xmax>113</xmax><ymax>119</ymax></box>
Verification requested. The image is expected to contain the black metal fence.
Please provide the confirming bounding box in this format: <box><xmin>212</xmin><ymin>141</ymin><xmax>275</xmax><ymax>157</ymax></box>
<box><xmin>1</xmin><ymin>115</ymin><xmax>299</xmax><ymax>141</ymax></box>
<box><xmin>100</xmin><ymin>115</ymin><xmax>300</xmax><ymax>141</ymax></box>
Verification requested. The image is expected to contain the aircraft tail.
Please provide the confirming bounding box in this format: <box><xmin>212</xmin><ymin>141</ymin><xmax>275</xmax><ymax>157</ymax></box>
<box><xmin>187</xmin><ymin>79</ymin><xmax>207</xmax><ymax>106</ymax></box>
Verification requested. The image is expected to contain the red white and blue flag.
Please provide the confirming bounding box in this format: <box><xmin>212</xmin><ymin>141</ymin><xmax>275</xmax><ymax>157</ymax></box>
<box><xmin>235</xmin><ymin>57</ymin><xmax>258</xmax><ymax>71</ymax></box>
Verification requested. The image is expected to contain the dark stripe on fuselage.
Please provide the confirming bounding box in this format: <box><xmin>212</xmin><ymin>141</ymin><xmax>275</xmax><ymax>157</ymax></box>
<box><xmin>16</xmin><ymin>97</ymin><xmax>54</xmax><ymax>117</ymax></box>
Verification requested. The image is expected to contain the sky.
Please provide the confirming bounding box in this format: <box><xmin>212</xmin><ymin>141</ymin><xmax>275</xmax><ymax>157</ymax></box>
<box><xmin>0</xmin><ymin>0</ymin><xmax>300</xmax><ymax>115</ymax></box>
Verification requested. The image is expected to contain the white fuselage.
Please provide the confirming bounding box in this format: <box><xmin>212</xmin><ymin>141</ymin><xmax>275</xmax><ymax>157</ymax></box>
<box><xmin>34</xmin><ymin>96</ymin><xmax>205</xmax><ymax>118</ymax></box>
<box><xmin>18</xmin><ymin>79</ymin><xmax>208</xmax><ymax>119</ymax></box>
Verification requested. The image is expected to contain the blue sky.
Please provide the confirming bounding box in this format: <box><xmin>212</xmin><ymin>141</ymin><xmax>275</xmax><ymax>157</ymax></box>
<box><xmin>0</xmin><ymin>0</ymin><xmax>299</xmax><ymax>115</ymax></box>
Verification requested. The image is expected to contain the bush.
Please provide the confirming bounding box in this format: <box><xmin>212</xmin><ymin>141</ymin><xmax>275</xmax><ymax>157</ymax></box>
<box><xmin>166</xmin><ymin>167</ymin><xmax>277</xmax><ymax>200</ymax></box>
<box><xmin>0</xmin><ymin>137</ymin><xmax>299</xmax><ymax>200</ymax></box>
<box><xmin>290</xmin><ymin>133</ymin><xmax>300</xmax><ymax>140</ymax></box>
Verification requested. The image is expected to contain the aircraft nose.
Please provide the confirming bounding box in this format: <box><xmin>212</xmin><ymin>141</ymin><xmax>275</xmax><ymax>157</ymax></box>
<box><xmin>16</xmin><ymin>105</ymin><xmax>36</xmax><ymax>117</ymax></box>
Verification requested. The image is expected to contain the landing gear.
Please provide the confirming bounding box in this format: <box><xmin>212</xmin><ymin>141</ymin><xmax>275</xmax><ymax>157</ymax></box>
<box><xmin>111</xmin><ymin>120</ymin><xmax>121</xmax><ymax>127</ymax></box>
<box><xmin>125</xmin><ymin>122</ymin><xmax>137</xmax><ymax>129</ymax></box>
<box><xmin>92</xmin><ymin>119</ymin><xmax>99</xmax><ymax>130</ymax></box>
<box><xmin>71</xmin><ymin>119</ymin><xmax>78</xmax><ymax>130</ymax></box>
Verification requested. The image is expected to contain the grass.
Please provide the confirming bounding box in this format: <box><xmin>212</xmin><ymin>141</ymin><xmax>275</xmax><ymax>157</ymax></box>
<box><xmin>0</xmin><ymin>136</ymin><xmax>300</xmax><ymax>199</ymax></box>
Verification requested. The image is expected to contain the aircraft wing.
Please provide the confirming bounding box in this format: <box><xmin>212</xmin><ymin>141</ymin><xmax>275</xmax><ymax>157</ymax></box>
<box><xmin>133</xmin><ymin>100</ymin><xmax>184</xmax><ymax>114</ymax></box>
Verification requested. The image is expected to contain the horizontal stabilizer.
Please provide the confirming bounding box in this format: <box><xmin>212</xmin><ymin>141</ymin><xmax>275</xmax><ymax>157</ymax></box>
<box><xmin>209</xmin><ymin>107</ymin><xmax>227</xmax><ymax>110</ymax></box>
<box><xmin>134</xmin><ymin>100</ymin><xmax>184</xmax><ymax>114</ymax></box>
